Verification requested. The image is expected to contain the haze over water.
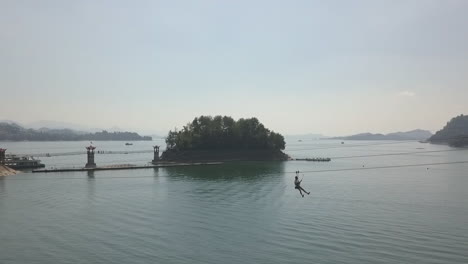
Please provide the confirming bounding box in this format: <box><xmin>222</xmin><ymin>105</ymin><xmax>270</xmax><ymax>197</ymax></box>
<box><xmin>1</xmin><ymin>139</ymin><xmax>467</xmax><ymax>263</ymax></box>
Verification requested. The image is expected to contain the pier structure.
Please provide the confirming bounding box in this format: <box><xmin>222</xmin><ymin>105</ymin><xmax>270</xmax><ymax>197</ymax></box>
<box><xmin>85</xmin><ymin>145</ymin><xmax>97</xmax><ymax>168</ymax></box>
<box><xmin>33</xmin><ymin>162</ymin><xmax>224</xmax><ymax>173</ymax></box>
<box><xmin>0</xmin><ymin>148</ymin><xmax>6</xmax><ymax>164</ymax></box>
<box><xmin>152</xmin><ymin>146</ymin><xmax>160</xmax><ymax>164</ymax></box>
<box><xmin>296</xmin><ymin>157</ymin><xmax>331</xmax><ymax>162</ymax></box>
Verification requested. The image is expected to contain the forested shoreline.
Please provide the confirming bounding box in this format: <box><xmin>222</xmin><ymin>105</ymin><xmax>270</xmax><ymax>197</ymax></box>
<box><xmin>429</xmin><ymin>115</ymin><xmax>468</xmax><ymax>147</ymax></box>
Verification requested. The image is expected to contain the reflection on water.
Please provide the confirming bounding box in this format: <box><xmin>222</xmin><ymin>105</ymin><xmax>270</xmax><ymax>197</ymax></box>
<box><xmin>87</xmin><ymin>170</ymin><xmax>95</xmax><ymax>179</ymax></box>
<box><xmin>152</xmin><ymin>167</ymin><xmax>160</xmax><ymax>177</ymax></box>
<box><xmin>0</xmin><ymin>177</ymin><xmax>5</xmax><ymax>197</ymax></box>
<box><xmin>87</xmin><ymin>174</ymin><xmax>95</xmax><ymax>202</ymax></box>
<box><xmin>162</xmin><ymin>161</ymin><xmax>286</xmax><ymax>182</ymax></box>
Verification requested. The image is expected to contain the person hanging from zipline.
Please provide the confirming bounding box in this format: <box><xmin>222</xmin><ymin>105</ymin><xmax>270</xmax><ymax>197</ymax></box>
<box><xmin>294</xmin><ymin>171</ymin><xmax>310</xmax><ymax>197</ymax></box>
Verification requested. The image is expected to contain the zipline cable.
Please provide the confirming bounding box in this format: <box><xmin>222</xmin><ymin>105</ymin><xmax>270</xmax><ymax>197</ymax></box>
<box><xmin>286</xmin><ymin>135</ymin><xmax>468</xmax><ymax>151</ymax></box>
<box><xmin>286</xmin><ymin>141</ymin><xmax>413</xmax><ymax>151</ymax></box>
<box><xmin>7</xmin><ymin>135</ymin><xmax>468</xmax><ymax>157</ymax></box>
<box><xmin>36</xmin><ymin>148</ymin><xmax>468</xmax><ymax>170</ymax></box>
<box><xmin>329</xmin><ymin>148</ymin><xmax>468</xmax><ymax>159</ymax></box>
<box><xmin>3</xmin><ymin>160</ymin><xmax>468</xmax><ymax>181</ymax></box>
<box><xmin>285</xmin><ymin>160</ymin><xmax>468</xmax><ymax>174</ymax></box>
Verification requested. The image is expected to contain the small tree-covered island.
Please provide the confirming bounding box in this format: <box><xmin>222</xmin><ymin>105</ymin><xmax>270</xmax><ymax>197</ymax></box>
<box><xmin>160</xmin><ymin>116</ymin><xmax>290</xmax><ymax>162</ymax></box>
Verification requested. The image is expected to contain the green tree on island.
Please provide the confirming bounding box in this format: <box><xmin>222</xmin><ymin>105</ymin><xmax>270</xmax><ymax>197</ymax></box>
<box><xmin>165</xmin><ymin>116</ymin><xmax>285</xmax><ymax>151</ymax></box>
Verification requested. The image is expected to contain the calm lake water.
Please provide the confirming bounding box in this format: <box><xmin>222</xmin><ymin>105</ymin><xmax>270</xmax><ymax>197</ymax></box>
<box><xmin>1</xmin><ymin>139</ymin><xmax>468</xmax><ymax>263</ymax></box>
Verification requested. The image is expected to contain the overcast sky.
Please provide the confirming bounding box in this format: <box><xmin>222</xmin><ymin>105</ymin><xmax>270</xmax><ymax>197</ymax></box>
<box><xmin>1</xmin><ymin>0</ymin><xmax>467</xmax><ymax>136</ymax></box>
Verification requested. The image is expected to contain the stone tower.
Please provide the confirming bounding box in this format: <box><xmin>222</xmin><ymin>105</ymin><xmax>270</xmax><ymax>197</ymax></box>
<box><xmin>85</xmin><ymin>145</ymin><xmax>97</xmax><ymax>168</ymax></box>
<box><xmin>0</xmin><ymin>148</ymin><xmax>6</xmax><ymax>164</ymax></box>
<box><xmin>152</xmin><ymin>145</ymin><xmax>160</xmax><ymax>164</ymax></box>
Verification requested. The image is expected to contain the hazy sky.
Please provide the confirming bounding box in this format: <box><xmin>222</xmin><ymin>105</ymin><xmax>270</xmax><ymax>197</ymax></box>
<box><xmin>1</xmin><ymin>0</ymin><xmax>467</xmax><ymax>136</ymax></box>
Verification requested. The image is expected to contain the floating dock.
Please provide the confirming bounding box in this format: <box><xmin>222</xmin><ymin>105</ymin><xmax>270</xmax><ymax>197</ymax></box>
<box><xmin>32</xmin><ymin>162</ymin><xmax>223</xmax><ymax>173</ymax></box>
<box><xmin>295</xmin><ymin>158</ymin><xmax>331</xmax><ymax>162</ymax></box>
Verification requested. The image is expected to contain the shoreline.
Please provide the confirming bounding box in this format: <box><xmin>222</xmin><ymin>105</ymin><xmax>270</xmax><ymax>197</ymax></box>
<box><xmin>0</xmin><ymin>165</ymin><xmax>18</xmax><ymax>177</ymax></box>
<box><xmin>161</xmin><ymin>149</ymin><xmax>290</xmax><ymax>162</ymax></box>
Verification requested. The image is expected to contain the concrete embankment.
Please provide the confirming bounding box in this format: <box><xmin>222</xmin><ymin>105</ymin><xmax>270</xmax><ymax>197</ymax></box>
<box><xmin>0</xmin><ymin>165</ymin><xmax>18</xmax><ymax>176</ymax></box>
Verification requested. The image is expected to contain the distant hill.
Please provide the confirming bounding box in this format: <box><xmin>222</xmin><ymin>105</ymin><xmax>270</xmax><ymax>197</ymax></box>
<box><xmin>385</xmin><ymin>130</ymin><xmax>434</xmax><ymax>140</ymax></box>
<box><xmin>0</xmin><ymin>122</ymin><xmax>152</xmax><ymax>141</ymax></box>
<box><xmin>332</xmin><ymin>129</ymin><xmax>433</xmax><ymax>141</ymax></box>
<box><xmin>429</xmin><ymin>114</ymin><xmax>468</xmax><ymax>147</ymax></box>
<box><xmin>26</xmin><ymin>120</ymin><xmax>96</xmax><ymax>132</ymax></box>
<box><xmin>285</xmin><ymin>133</ymin><xmax>326</xmax><ymax>141</ymax></box>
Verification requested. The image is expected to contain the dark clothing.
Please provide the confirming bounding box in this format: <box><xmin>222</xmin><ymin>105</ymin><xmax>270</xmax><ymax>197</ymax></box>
<box><xmin>294</xmin><ymin>178</ymin><xmax>301</xmax><ymax>187</ymax></box>
<box><xmin>294</xmin><ymin>177</ymin><xmax>309</xmax><ymax>196</ymax></box>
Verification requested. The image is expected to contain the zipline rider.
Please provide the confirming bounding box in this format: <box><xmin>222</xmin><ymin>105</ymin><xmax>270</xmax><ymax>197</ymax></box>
<box><xmin>294</xmin><ymin>171</ymin><xmax>310</xmax><ymax>197</ymax></box>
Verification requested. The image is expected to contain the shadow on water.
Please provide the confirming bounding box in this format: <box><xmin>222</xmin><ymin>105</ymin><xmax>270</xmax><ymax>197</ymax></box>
<box><xmin>160</xmin><ymin>161</ymin><xmax>286</xmax><ymax>182</ymax></box>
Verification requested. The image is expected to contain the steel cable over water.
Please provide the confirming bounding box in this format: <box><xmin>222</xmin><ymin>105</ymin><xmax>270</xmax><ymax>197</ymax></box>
<box><xmin>3</xmin><ymin>160</ymin><xmax>468</xmax><ymax>181</ymax></box>
<box><xmin>35</xmin><ymin>147</ymin><xmax>468</xmax><ymax>170</ymax></box>
<box><xmin>8</xmin><ymin>135</ymin><xmax>468</xmax><ymax>157</ymax></box>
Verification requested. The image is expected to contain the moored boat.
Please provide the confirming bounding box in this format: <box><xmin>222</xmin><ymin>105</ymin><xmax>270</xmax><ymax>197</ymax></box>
<box><xmin>4</xmin><ymin>155</ymin><xmax>45</xmax><ymax>169</ymax></box>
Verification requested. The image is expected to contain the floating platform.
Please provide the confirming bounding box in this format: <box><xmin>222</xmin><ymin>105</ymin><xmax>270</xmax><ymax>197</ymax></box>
<box><xmin>295</xmin><ymin>158</ymin><xmax>331</xmax><ymax>162</ymax></box>
<box><xmin>32</xmin><ymin>162</ymin><xmax>223</xmax><ymax>173</ymax></box>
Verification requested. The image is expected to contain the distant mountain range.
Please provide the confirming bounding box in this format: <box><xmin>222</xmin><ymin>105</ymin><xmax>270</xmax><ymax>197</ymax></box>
<box><xmin>331</xmin><ymin>129</ymin><xmax>433</xmax><ymax>141</ymax></box>
<box><xmin>0</xmin><ymin>119</ymin><xmax>164</xmax><ymax>138</ymax></box>
<box><xmin>429</xmin><ymin>114</ymin><xmax>468</xmax><ymax>147</ymax></box>
<box><xmin>0</xmin><ymin>120</ymin><xmax>125</xmax><ymax>134</ymax></box>
<box><xmin>0</xmin><ymin>122</ymin><xmax>152</xmax><ymax>141</ymax></box>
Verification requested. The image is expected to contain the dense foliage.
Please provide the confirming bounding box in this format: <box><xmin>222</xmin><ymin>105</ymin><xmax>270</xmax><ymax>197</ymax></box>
<box><xmin>429</xmin><ymin>114</ymin><xmax>468</xmax><ymax>147</ymax></box>
<box><xmin>165</xmin><ymin>116</ymin><xmax>285</xmax><ymax>151</ymax></box>
<box><xmin>0</xmin><ymin>123</ymin><xmax>152</xmax><ymax>141</ymax></box>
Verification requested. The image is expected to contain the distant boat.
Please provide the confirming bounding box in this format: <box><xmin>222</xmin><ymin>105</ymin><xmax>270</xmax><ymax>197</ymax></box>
<box><xmin>341</xmin><ymin>142</ymin><xmax>344</xmax><ymax>144</ymax></box>
<box><xmin>298</xmin><ymin>140</ymin><xmax>302</xmax><ymax>142</ymax></box>
<box><xmin>125</xmin><ymin>143</ymin><xmax>133</xmax><ymax>146</ymax></box>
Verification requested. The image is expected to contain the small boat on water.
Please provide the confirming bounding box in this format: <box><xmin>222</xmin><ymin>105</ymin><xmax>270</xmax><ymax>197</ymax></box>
<box><xmin>125</xmin><ymin>143</ymin><xmax>133</xmax><ymax>146</ymax></box>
